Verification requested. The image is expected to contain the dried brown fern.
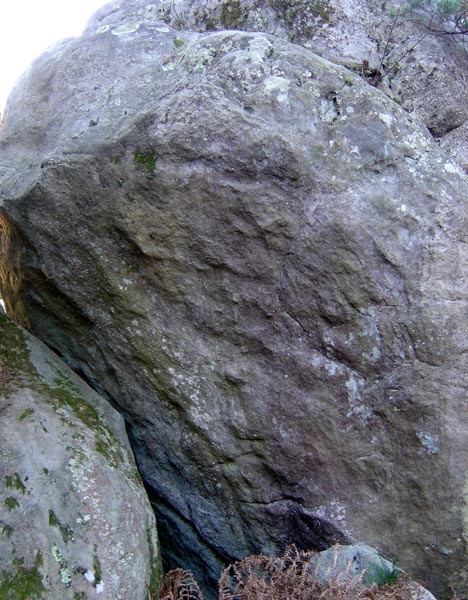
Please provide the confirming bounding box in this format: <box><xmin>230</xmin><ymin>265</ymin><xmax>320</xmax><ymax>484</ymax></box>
<box><xmin>219</xmin><ymin>545</ymin><xmax>319</xmax><ymax>600</ymax></box>
<box><xmin>159</xmin><ymin>568</ymin><xmax>203</xmax><ymax>600</ymax></box>
<box><xmin>217</xmin><ymin>546</ymin><xmax>432</xmax><ymax>600</ymax></box>
<box><xmin>159</xmin><ymin>547</ymin><xmax>456</xmax><ymax>600</ymax></box>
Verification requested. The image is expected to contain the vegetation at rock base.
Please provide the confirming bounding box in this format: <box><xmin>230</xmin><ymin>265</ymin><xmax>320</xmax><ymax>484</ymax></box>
<box><xmin>403</xmin><ymin>0</ymin><xmax>468</xmax><ymax>41</ymax></box>
<box><xmin>359</xmin><ymin>0</ymin><xmax>467</xmax><ymax>86</ymax></box>
<box><xmin>147</xmin><ymin>527</ymin><xmax>164</xmax><ymax>598</ymax></box>
<box><xmin>268</xmin><ymin>0</ymin><xmax>332</xmax><ymax>38</ymax></box>
<box><xmin>220</xmin><ymin>0</ymin><xmax>247</xmax><ymax>28</ymax></box>
<box><xmin>158</xmin><ymin>568</ymin><xmax>203</xmax><ymax>600</ymax></box>
<box><xmin>154</xmin><ymin>545</ymin><xmax>453</xmax><ymax>600</ymax></box>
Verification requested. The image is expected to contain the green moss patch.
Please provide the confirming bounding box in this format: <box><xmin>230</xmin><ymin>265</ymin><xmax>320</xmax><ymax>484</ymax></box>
<box><xmin>268</xmin><ymin>0</ymin><xmax>332</xmax><ymax>38</ymax></box>
<box><xmin>18</xmin><ymin>408</ymin><xmax>34</xmax><ymax>421</ymax></box>
<box><xmin>92</xmin><ymin>545</ymin><xmax>102</xmax><ymax>588</ymax></box>
<box><xmin>146</xmin><ymin>527</ymin><xmax>163</xmax><ymax>597</ymax></box>
<box><xmin>44</xmin><ymin>371</ymin><xmax>125</xmax><ymax>468</ymax></box>
<box><xmin>0</xmin><ymin>313</ymin><xmax>126</xmax><ymax>469</ymax></box>
<box><xmin>220</xmin><ymin>0</ymin><xmax>249</xmax><ymax>28</ymax></box>
<box><xmin>4</xmin><ymin>497</ymin><xmax>20</xmax><ymax>512</ymax></box>
<box><xmin>1</xmin><ymin>523</ymin><xmax>14</xmax><ymax>538</ymax></box>
<box><xmin>5</xmin><ymin>473</ymin><xmax>26</xmax><ymax>495</ymax></box>
<box><xmin>0</xmin><ymin>551</ymin><xmax>45</xmax><ymax>599</ymax></box>
<box><xmin>48</xmin><ymin>510</ymin><xmax>74</xmax><ymax>544</ymax></box>
<box><xmin>0</xmin><ymin>314</ymin><xmax>33</xmax><ymax>393</ymax></box>
<box><xmin>134</xmin><ymin>151</ymin><xmax>156</xmax><ymax>174</ymax></box>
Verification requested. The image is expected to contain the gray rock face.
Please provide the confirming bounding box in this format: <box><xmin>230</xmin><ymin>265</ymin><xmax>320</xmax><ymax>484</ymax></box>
<box><xmin>0</xmin><ymin>313</ymin><xmax>162</xmax><ymax>599</ymax></box>
<box><xmin>0</xmin><ymin>1</ymin><xmax>468</xmax><ymax>598</ymax></box>
<box><xmin>155</xmin><ymin>0</ymin><xmax>468</xmax><ymax>169</ymax></box>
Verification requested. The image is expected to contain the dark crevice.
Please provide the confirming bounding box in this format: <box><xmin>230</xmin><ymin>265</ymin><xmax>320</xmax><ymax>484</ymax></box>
<box><xmin>138</xmin><ymin>477</ymin><xmax>229</xmax><ymax>600</ymax></box>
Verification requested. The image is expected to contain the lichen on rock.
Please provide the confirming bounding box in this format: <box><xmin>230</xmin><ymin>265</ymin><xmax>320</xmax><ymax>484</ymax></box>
<box><xmin>0</xmin><ymin>312</ymin><xmax>162</xmax><ymax>599</ymax></box>
<box><xmin>0</xmin><ymin>1</ymin><xmax>467</xmax><ymax>599</ymax></box>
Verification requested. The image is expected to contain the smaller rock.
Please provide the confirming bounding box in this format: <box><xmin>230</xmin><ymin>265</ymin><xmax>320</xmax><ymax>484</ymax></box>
<box><xmin>440</xmin><ymin>122</ymin><xmax>468</xmax><ymax>175</ymax></box>
<box><xmin>407</xmin><ymin>582</ymin><xmax>439</xmax><ymax>600</ymax></box>
<box><xmin>308</xmin><ymin>543</ymin><xmax>402</xmax><ymax>588</ymax></box>
<box><xmin>308</xmin><ymin>544</ymin><xmax>436</xmax><ymax>599</ymax></box>
<box><xmin>0</xmin><ymin>312</ymin><xmax>162</xmax><ymax>599</ymax></box>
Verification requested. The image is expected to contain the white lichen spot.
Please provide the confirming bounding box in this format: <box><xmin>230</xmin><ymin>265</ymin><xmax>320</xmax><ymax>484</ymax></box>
<box><xmin>444</xmin><ymin>162</ymin><xmax>458</xmax><ymax>174</ymax></box>
<box><xmin>319</xmin><ymin>97</ymin><xmax>338</xmax><ymax>123</ymax></box>
<box><xmin>417</xmin><ymin>431</ymin><xmax>439</xmax><ymax>454</ymax></box>
<box><xmin>96</xmin><ymin>582</ymin><xmax>104</xmax><ymax>594</ymax></box>
<box><xmin>364</xmin><ymin>346</ymin><xmax>381</xmax><ymax>363</ymax></box>
<box><xmin>263</xmin><ymin>76</ymin><xmax>290</xmax><ymax>103</ymax></box>
<box><xmin>378</xmin><ymin>113</ymin><xmax>393</xmax><ymax>127</ymax></box>
<box><xmin>52</xmin><ymin>544</ymin><xmax>72</xmax><ymax>586</ymax></box>
<box><xmin>76</xmin><ymin>514</ymin><xmax>91</xmax><ymax>524</ymax></box>
<box><xmin>325</xmin><ymin>362</ymin><xmax>338</xmax><ymax>376</ymax></box>
<box><xmin>155</xmin><ymin>26</ymin><xmax>171</xmax><ymax>33</ymax></box>
<box><xmin>190</xmin><ymin>47</ymin><xmax>217</xmax><ymax>73</ymax></box>
<box><xmin>247</xmin><ymin>37</ymin><xmax>273</xmax><ymax>65</ymax></box>
<box><xmin>404</xmin><ymin>131</ymin><xmax>430</xmax><ymax>154</ymax></box>
<box><xmin>272</xmin><ymin>416</ymin><xmax>290</xmax><ymax>440</ymax></box>
<box><xmin>112</xmin><ymin>22</ymin><xmax>140</xmax><ymax>36</ymax></box>
<box><xmin>310</xmin><ymin>352</ymin><xmax>345</xmax><ymax>377</ymax></box>
<box><xmin>189</xmin><ymin>403</ymin><xmax>212</xmax><ymax>428</ymax></box>
<box><xmin>315</xmin><ymin>500</ymin><xmax>351</xmax><ymax>535</ymax></box>
<box><xmin>162</xmin><ymin>61</ymin><xmax>177</xmax><ymax>72</ymax></box>
<box><xmin>60</xmin><ymin>567</ymin><xmax>72</xmax><ymax>586</ymax></box>
<box><xmin>84</xmin><ymin>570</ymin><xmax>95</xmax><ymax>583</ymax></box>
<box><xmin>52</xmin><ymin>544</ymin><xmax>62</xmax><ymax>563</ymax></box>
<box><xmin>346</xmin><ymin>375</ymin><xmax>370</xmax><ymax>421</ymax></box>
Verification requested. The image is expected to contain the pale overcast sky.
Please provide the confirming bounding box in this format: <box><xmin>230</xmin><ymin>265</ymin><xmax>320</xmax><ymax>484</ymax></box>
<box><xmin>0</xmin><ymin>0</ymin><xmax>111</xmax><ymax>112</ymax></box>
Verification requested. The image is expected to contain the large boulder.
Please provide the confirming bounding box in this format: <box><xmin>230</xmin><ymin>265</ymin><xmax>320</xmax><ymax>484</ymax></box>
<box><xmin>0</xmin><ymin>1</ymin><xmax>467</xmax><ymax>597</ymax></box>
<box><xmin>0</xmin><ymin>312</ymin><xmax>162</xmax><ymax>599</ymax></box>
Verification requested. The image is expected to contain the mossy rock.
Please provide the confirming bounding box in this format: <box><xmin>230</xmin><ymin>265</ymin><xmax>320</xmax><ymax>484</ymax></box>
<box><xmin>0</xmin><ymin>313</ymin><xmax>162</xmax><ymax>599</ymax></box>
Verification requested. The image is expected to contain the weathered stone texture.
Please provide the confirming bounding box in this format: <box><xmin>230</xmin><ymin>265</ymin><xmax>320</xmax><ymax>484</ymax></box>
<box><xmin>156</xmin><ymin>0</ymin><xmax>468</xmax><ymax>168</ymax></box>
<box><xmin>0</xmin><ymin>1</ymin><xmax>467</xmax><ymax>598</ymax></box>
<box><xmin>0</xmin><ymin>313</ymin><xmax>162</xmax><ymax>599</ymax></box>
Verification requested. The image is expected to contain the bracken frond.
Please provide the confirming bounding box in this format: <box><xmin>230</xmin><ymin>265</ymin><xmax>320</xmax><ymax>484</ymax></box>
<box><xmin>159</xmin><ymin>546</ymin><xmax>459</xmax><ymax>600</ymax></box>
<box><xmin>159</xmin><ymin>568</ymin><xmax>203</xmax><ymax>600</ymax></box>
